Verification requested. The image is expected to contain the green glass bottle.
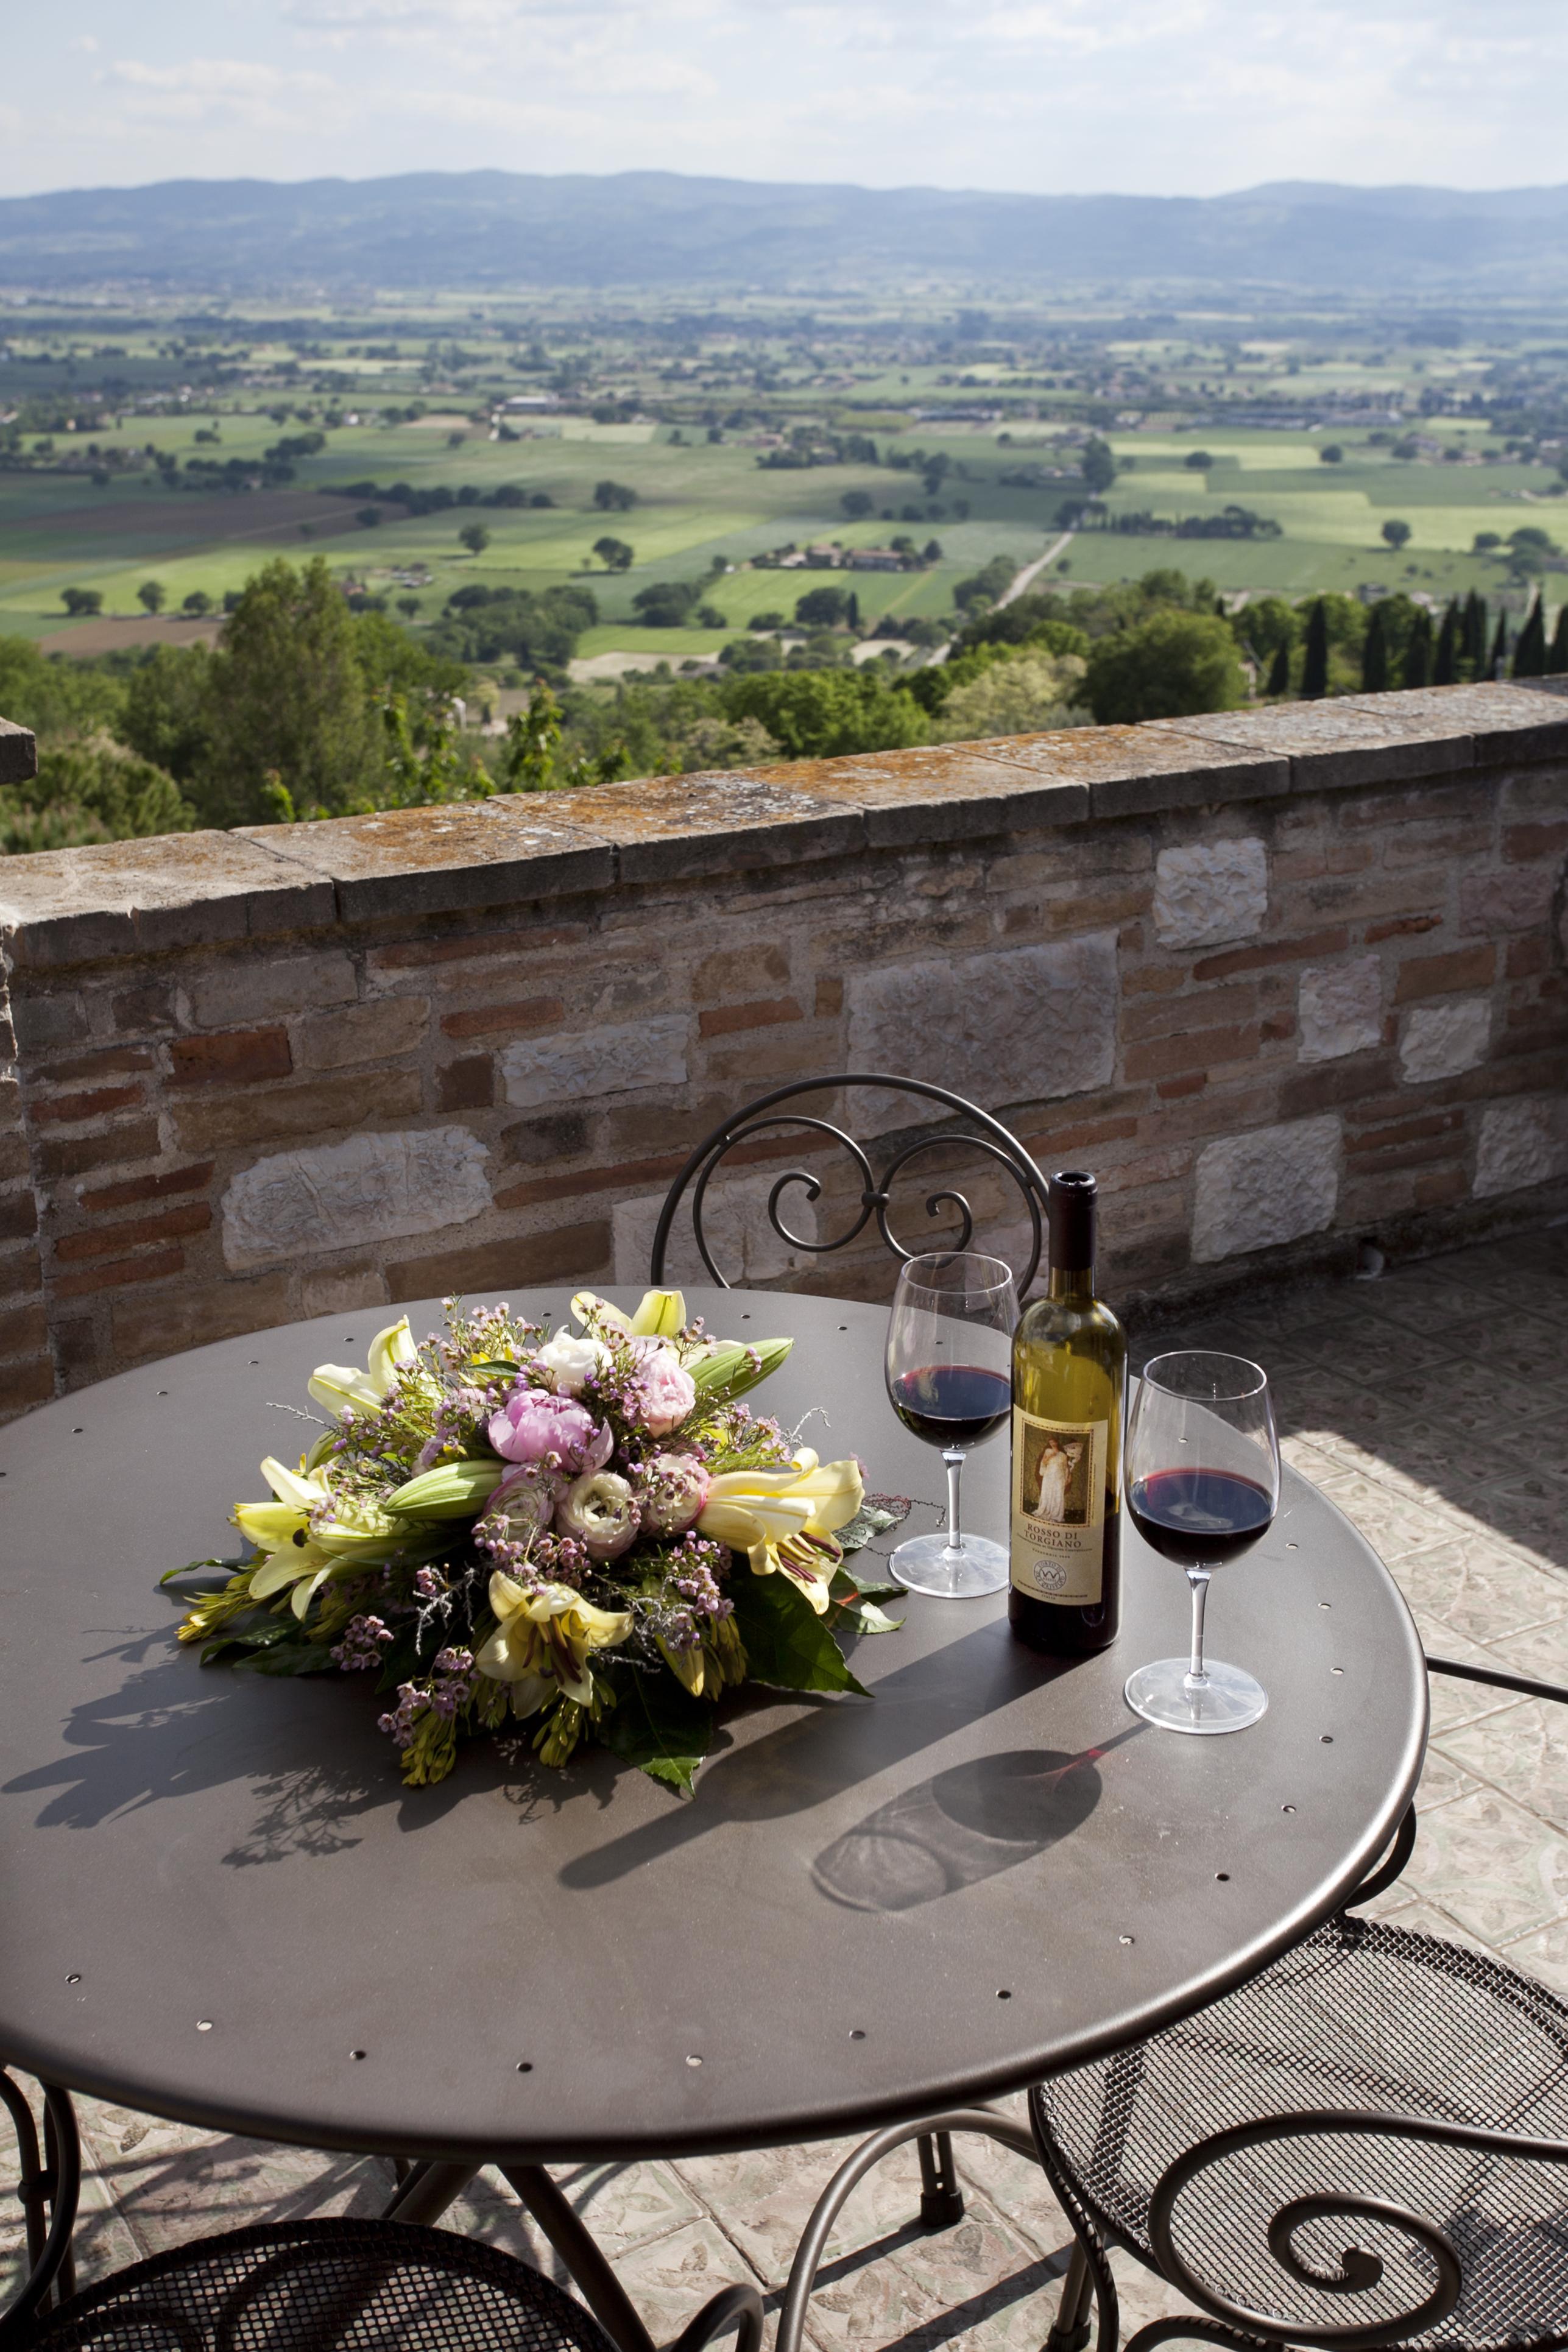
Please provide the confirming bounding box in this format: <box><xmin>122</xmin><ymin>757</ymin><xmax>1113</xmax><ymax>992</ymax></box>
<box><xmin>1009</xmin><ymin>1171</ymin><xmax>1126</xmax><ymax>1655</ymax></box>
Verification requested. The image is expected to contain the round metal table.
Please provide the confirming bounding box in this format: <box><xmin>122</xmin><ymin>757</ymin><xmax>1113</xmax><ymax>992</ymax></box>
<box><xmin>0</xmin><ymin>1287</ymin><xmax>1426</xmax><ymax>2171</ymax></box>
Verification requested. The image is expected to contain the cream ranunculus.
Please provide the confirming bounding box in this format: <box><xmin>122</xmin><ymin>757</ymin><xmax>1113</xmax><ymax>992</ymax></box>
<box><xmin>475</xmin><ymin>1575</ymin><xmax>634</xmax><ymax>1717</ymax></box>
<box><xmin>308</xmin><ymin>1316</ymin><xmax>419</xmax><ymax>1421</ymax></box>
<box><xmin>697</xmin><ymin>1449</ymin><xmax>864</xmax><ymax>1614</ymax></box>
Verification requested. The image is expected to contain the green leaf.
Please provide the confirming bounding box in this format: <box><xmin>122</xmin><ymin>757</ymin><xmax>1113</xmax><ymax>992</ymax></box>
<box><xmin>161</xmin><ymin>1553</ymin><xmax>248</xmax><ymax>1589</ymax></box>
<box><xmin>837</xmin><ymin>1499</ymin><xmax>908</xmax><ymax>1555</ymax></box>
<box><xmin>231</xmin><ymin>1642</ymin><xmax>339</xmax><ymax>1678</ymax></box>
<box><xmin>601</xmin><ymin>1667</ymin><xmax>715</xmax><ymax>1798</ymax></box>
<box><xmin>729</xmin><ymin>1570</ymin><xmax>870</xmax><ymax>1698</ymax></box>
<box><xmin>466</xmin><ymin>1358</ymin><xmax>520</xmax><ymax>1380</ymax></box>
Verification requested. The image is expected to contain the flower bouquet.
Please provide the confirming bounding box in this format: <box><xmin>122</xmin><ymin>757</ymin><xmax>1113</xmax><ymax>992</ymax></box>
<box><xmin>169</xmin><ymin>1288</ymin><xmax>905</xmax><ymax>1795</ymax></box>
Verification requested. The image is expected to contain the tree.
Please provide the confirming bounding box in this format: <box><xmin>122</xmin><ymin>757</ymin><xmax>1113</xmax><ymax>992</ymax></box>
<box><xmin>1488</xmin><ymin>609</ymin><xmax>1510</xmax><ymax>679</ymax></box>
<box><xmin>722</xmin><ymin>668</ymin><xmax>927</xmax><ymax>760</ymax></box>
<box><xmin>183</xmin><ymin>590</ymin><xmax>213</xmax><ymax>617</ymax></box>
<box><xmin>192</xmin><ymin>556</ymin><xmax>383</xmax><ymax>828</ymax></box>
<box><xmin>1079</xmin><ymin>437</ymin><xmax>1117</xmax><ymax>495</ymax></box>
<box><xmin>136</xmin><ymin>580</ymin><xmax>166</xmax><ymax>615</ymax></box>
<box><xmin>1319</xmin><ymin>444</ymin><xmax>1345</xmax><ymax>464</ymax></box>
<box><xmin>0</xmin><ymin>733</ymin><xmax>193</xmax><ymax>856</ymax></box>
<box><xmin>841</xmin><ymin>490</ymin><xmax>875</xmax><ymax>520</ymax></box>
<box><xmin>396</xmin><ymin>595</ymin><xmax>423</xmax><ymax>619</ymax></box>
<box><xmin>593</xmin><ymin>480</ymin><xmax>637</xmax><ymax>511</ymax></box>
<box><xmin>1461</xmin><ymin>588</ymin><xmax>1487</xmax><ymax>676</ymax></box>
<box><xmin>1433</xmin><ymin>601</ymin><xmax>1460</xmax><ymax>687</ymax></box>
<box><xmin>357</xmin><ymin>506</ymin><xmax>383</xmax><ymax>528</ymax></box>
<box><xmin>1265</xmin><ymin>641</ymin><xmax>1291</xmax><ymax>698</ymax></box>
<box><xmin>61</xmin><ymin>587</ymin><xmax>103</xmax><ymax>617</ymax></box>
<box><xmin>1301</xmin><ymin>600</ymin><xmax>1329</xmax><ymax>699</ymax></box>
<box><xmin>1182</xmin><ymin>450</ymin><xmax>1213</xmax><ymax>471</ymax></box>
<box><xmin>632</xmin><ymin>581</ymin><xmax>700</xmax><ymax>627</ymax></box>
<box><xmin>1361</xmin><ymin>605</ymin><xmax>1390</xmax><ymax>693</ymax></box>
<box><xmin>1402</xmin><ymin>607</ymin><xmax>1434</xmax><ymax>690</ymax></box>
<box><xmin>794</xmin><ymin>585</ymin><xmax>853</xmax><ymax>628</ymax></box>
<box><xmin>592</xmin><ymin>536</ymin><xmax>634</xmax><ymax>572</ymax></box>
<box><xmin>1549</xmin><ymin>604</ymin><xmax>1568</xmax><ymax>677</ymax></box>
<box><xmin>458</xmin><ymin>523</ymin><xmax>490</xmax><ymax>556</ymax></box>
<box><xmin>1381</xmin><ymin>520</ymin><xmax>1413</xmax><ymax>553</ymax></box>
<box><xmin>1078</xmin><ymin>611</ymin><xmax>1246</xmax><ymax>726</ymax></box>
<box><xmin>1513</xmin><ymin>593</ymin><xmax>1548</xmax><ymax>679</ymax></box>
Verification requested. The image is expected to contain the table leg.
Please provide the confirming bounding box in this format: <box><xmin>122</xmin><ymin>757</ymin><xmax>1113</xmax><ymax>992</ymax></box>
<box><xmin>1045</xmin><ymin>2242</ymin><xmax>1093</xmax><ymax>2352</ymax></box>
<box><xmin>381</xmin><ymin>2159</ymin><xmax>480</xmax><ymax>2225</ymax></box>
<box><xmin>501</xmin><ymin>2163</ymin><xmax>658</xmax><ymax>2352</ymax></box>
<box><xmin>916</xmin><ymin>2130</ymin><xmax>966</xmax><ymax>2228</ymax></box>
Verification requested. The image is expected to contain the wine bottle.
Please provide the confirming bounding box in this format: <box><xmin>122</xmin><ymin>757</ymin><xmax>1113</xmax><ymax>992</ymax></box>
<box><xmin>1009</xmin><ymin>1171</ymin><xmax>1126</xmax><ymax>1655</ymax></box>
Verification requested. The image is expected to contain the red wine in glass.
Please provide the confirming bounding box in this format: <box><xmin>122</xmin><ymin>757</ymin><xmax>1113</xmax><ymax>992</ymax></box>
<box><xmin>1128</xmin><ymin>1467</ymin><xmax>1276</xmax><ymax>1570</ymax></box>
<box><xmin>891</xmin><ymin>1364</ymin><xmax>1012</xmax><ymax>1450</ymax></box>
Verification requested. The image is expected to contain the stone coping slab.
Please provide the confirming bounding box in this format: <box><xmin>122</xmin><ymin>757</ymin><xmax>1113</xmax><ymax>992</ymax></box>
<box><xmin>0</xmin><ymin>719</ymin><xmax>36</xmax><ymax>788</ymax></box>
<box><xmin>1</xmin><ymin>682</ymin><xmax>1563</xmax><ymax>967</ymax></box>
<box><xmin>0</xmin><ymin>830</ymin><xmax>335</xmax><ymax>969</ymax></box>
<box><xmin>237</xmin><ymin>799</ymin><xmax>615</xmax><ymax>922</ymax></box>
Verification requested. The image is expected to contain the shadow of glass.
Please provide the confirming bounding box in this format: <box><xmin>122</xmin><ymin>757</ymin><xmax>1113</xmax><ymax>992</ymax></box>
<box><xmin>812</xmin><ymin>1743</ymin><xmax>1107</xmax><ymax>1912</ymax></box>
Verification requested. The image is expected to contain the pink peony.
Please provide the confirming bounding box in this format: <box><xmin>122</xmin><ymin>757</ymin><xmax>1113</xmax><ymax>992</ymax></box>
<box><xmin>626</xmin><ymin>1342</ymin><xmax>697</xmax><ymax>1439</ymax></box>
<box><xmin>489</xmin><ymin>1385</ymin><xmax>603</xmax><ymax>1473</ymax></box>
<box><xmin>639</xmin><ymin>1452</ymin><xmax>711</xmax><ymax>1536</ymax></box>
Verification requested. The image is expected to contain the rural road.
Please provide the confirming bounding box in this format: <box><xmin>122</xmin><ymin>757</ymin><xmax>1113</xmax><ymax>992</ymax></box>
<box><xmin>997</xmin><ymin>530</ymin><xmax>1074</xmax><ymax>606</ymax></box>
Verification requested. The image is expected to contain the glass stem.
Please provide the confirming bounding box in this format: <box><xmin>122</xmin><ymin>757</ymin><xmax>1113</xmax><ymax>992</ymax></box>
<box><xmin>1185</xmin><ymin>1568</ymin><xmax>1212</xmax><ymax>1690</ymax></box>
<box><xmin>942</xmin><ymin>1449</ymin><xmax>965</xmax><ymax>1559</ymax></box>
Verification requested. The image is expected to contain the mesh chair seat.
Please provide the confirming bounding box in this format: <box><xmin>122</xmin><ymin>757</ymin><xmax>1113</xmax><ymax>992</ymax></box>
<box><xmin>18</xmin><ymin>2218</ymin><xmax>617</xmax><ymax>2352</ymax></box>
<box><xmin>1035</xmin><ymin>1913</ymin><xmax>1568</xmax><ymax>2352</ymax></box>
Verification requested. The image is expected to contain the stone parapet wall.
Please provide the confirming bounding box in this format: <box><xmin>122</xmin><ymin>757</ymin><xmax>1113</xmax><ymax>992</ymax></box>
<box><xmin>0</xmin><ymin>680</ymin><xmax>1565</xmax><ymax>1416</ymax></box>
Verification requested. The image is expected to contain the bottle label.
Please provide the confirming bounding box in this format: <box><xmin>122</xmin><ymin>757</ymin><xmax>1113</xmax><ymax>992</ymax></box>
<box><xmin>1011</xmin><ymin>1408</ymin><xmax>1109</xmax><ymax>1606</ymax></box>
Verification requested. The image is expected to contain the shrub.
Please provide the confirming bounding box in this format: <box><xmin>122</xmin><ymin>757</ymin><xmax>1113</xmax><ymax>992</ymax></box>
<box><xmin>1078</xmin><ymin>610</ymin><xmax>1246</xmax><ymax>725</ymax></box>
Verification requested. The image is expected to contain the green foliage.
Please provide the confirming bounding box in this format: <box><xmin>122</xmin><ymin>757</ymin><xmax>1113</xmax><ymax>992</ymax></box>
<box><xmin>1078</xmin><ymin>610</ymin><xmax>1246</xmax><ymax>725</ymax></box>
<box><xmin>136</xmin><ymin>580</ymin><xmax>166</xmax><ymax>615</ymax></box>
<box><xmin>1403</xmin><ymin>606</ymin><xmax>1434</xmax><ymax>688</ymax></box>
<box><xmin>793</xmin><ymin>584</ymin><xmax>853</xmax><ymax>627</ymax></box>
<box><xmin>721</xmin><ymin>666</ymin><xmax>928</xmax><ymax>760</ymax></box>
<box><xmin>1382</xmin><ymin>518</ymin><xmax>1413</xmax><ymax>551</ymax></box>
<box><xmin>0</xmin><ymin>635</ymin><xmax>126</xmax><ymax>740</ymax></box>
<box><xmin>426</xmin><ymin>582</ymin><xmax>595</xmax><ymax>668</ymax></box>
<box><xmin>1514</xmin><ymin>594</ymin><xmax>1549</xmax><ymax>679</ymax></box>
<box><xmin>599</xmin><ymin>1669</ymin><xmax>715</xmax><ymax>1798</ymax></box>
<box><xmin>593</xmin><ymin>479</ymin><xmax>637</xmax><ymax>510</ymax></box>
<box><xmin>0</xmin><ymin>733</ymin><xmax>192</xmax><ymax>854</ymax></box>
<box><xmin>61</xmin><ymin>587</ymin><xmax>103</xmax><ymax>617</ymax></box>
<box><xmin>632</xmin><ymin>580</ymin><xmax>701</xmax><ymax>626</ymax></box>
<box><xmin>592</xmin><ymin>535</ymin><xmax>634</xmax><ymax>571</ymax></box>
<box><xmin>1301</xmin><ymin>600</ymin><xmax>1329</xmax><ymax>699</ymax></box>
<box><xmin>119</xmin><ymin>643</ymin><xmax>214</xmax><ymax>782</ymax></box>
<box><xmin>1080</xmin><ymin>435</ymin><xmax>1117</xmax><ymax>493</ymax></box>
<box><xmin>932</xmin><ymin>651</ymin><xmax>1086</xmax><ymax>743</ymax></box>
<box><xmin>457</xmin><ymin>522</ymin><xmax>490</xmax><ymax>556</ymax></box>
<box><xmin>953</xmin><ymin>553</ymin><xmax>1018</xmax><ymax>613</ymax></box>
<box><xmin>728</xmin><ymin>1569</ymin><xmax>869</xmax><ymax>1698</ymax></box>
<box><xmin>841</xmin><ymin>489</ymin><xmax>875</xmax><ymax>518</ymax></box>
<box><xmin>1362</xmin><ymin>602</ymin><xmax>1390</xmax><ymax>693</ymax></box>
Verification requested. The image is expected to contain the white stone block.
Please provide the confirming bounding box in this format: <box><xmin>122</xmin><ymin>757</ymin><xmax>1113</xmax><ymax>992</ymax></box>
<box><xmin>613</xmin><ymin>1173</ymin><xmax>821</xmax><ymax>1288</ymax></box>
<box><xmin>501</xmin><ymin>1015</ymin><xmax>688</xmax><ymax>1109</ymax></box>
<box><xmin>845</xmin><ymin>933</ymin><xmax>1117</xmax><ymax>1109</ymax></box>
<box><xmin>1153</xmin><ymin>837</ymin><xmax>1268</xmax><ymax>950</ymax></box>
<box><xmin>1192</xmin><ymin>1115</ymin><xmax>1341</xmax><ymax>1263</ymax></box>
<box><xmin>1475</xmin><ymin>1096</ymin><xmax>1568</xmax><ymax>1199</ymax></box>
<box><xmin>1399</xmin><ymin>996</ymin><xmax>1491</xmax><ymax>1085</ymax></box>
<box><xmin>223</xmin><ymin>1126</ymin><xmax>490</xmax><ymax>1269</ymax></box>
<box><xmin>1298</xmin><ymin>956</ymin><xmax>1383</xmax><ymax>1063</ymax></box>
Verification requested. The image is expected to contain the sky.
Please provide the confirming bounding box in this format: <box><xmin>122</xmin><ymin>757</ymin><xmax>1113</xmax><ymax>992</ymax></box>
<box><xmin>0</xmin><ymin>0</ymin><xmax>1561</xmax><ymax>203</ymax></box>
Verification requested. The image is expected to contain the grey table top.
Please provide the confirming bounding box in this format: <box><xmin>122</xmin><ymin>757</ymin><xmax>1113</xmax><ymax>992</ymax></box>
<box><xmin>0</xmin><ymin>1288</ymin><xmax>1427</xmax><ymax>2164</ymax></box>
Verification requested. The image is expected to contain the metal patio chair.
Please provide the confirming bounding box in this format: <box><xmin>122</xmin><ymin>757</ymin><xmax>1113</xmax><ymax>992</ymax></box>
<box><xmin>649</xmin><ymin>1073</ymin><xmax>1050</xmax><ymax>1298</ymax></box>
<box><xmin>773</xmin><ymin>1648</ymin><xmax>1568</xmax><ymax>2352</ymax></box>
<box><xmin>0</xmin><ymin>2123</ymin><xmax>761</xmax><ymax>2352</ymax></box>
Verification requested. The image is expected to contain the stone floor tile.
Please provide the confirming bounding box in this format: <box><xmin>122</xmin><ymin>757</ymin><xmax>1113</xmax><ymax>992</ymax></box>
<box><xmin>819</xmin><ymin>2202</ymin><xmax>1064</xmax><ymax>2352</ymax></box>
<box><xmin>1299</xmin><ymin>1473</ymin><xmax>1463</xmax><ymax>1561</ymax></box>
<box><xmin>1332</xmin><ymin>1330</ymin><xmax>1466</xmax><ymax>1388</ymax></box>
<box><xmin>1499</xmin><ymin>1917</ymin><xmax>1568</xmax><ymax>2002</ymax></box>
<box><xmin>1392</xmin><ymin>1538</ymin><xmax>1568</xmax><ymax>1647</ymax></box>
<box><xmin>552</xmin><ymin>2161</ymin><xmax>708</xmax><ymax>2262</ymax></box>
<box><xmin>1489</xmin><ymin>1619</ymin><xmax>1568</xmax><ymax>1687</ymax></box>
<box><xmin>1412</xmin><ymin>1743</ymin><xmax>1477</xmax><ymax>1811</ymax></box>
<box><xmin>605</xmin><ymin>2218</ymin><xmax>766</xmax><ymax>2348</ymax></box>
<box><xmin>1466</xmin><ymin>1478</ymin><xmax>1568</xmax><ymax>1575</ymax></box>
<box><xmin>672</xmin><ymin>2138</ymin><xmax>927</xmax><ymax>2287</ymax></box>
<box><xmin>1366</xmin><ymin>1278</ymin><xmax>1496</xmax><ymax>1335</ymax></box>
<box><xmin>1397</xmin><ymin>1786</ymin><xmax>1568</xmax><ymax>1943</ymax></box>
<box><xmin>1414</xmin><ymin>1623</ymin><xmax>1529</xmax><ymax>1734</ymax></box>
<box><xmin>1438</xmin><ymin>1701</ymin><xmax>1568</xmax><ymax>1836</ymax></box>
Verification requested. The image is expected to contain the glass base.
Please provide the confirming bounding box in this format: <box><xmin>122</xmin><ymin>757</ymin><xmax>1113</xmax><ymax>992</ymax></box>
<box><xmin>889</xmin><ymin>1531</ymin><xmax>1009</xmax><ymax>1600</ymax></box>
<box><xmin>1125</xmin><ymin>1656</ymin><xmax>1268</xmax><ymax>1735</ymax></box>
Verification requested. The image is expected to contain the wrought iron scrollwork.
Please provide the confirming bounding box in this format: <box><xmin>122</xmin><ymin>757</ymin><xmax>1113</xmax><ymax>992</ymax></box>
<box><xmin>651</xmin><ymin>1075</ymin><xmax>1050</xmax><ymax>1293</ymax></box>
<box><xmin>1137</xmin><ymin>2105</ymin><xmax>1568</xmax><ymax>2351</ymax></box>
<box><xmin>0</xmin><ymin>2068</ymin><xmax>80</xmax><ymax>2339</ymax></box>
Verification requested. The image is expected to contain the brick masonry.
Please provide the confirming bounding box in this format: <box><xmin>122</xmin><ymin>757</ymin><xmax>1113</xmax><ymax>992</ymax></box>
<box><xmin>0</xmin><ymin>680</ymin><xmax>1564</xmax><ymax>1414</ymax></box>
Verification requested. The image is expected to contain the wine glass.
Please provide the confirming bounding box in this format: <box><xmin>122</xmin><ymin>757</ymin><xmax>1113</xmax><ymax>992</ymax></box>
<box><xmin>1123</xmin><ymin>1351</ymin><xmax>1279</xmax><ymax>1734</ymax></box>
<box><xmin>885</xmin><ymin>1251</ymin><xmax>1019</xmax><ymax>1599</ymax></box>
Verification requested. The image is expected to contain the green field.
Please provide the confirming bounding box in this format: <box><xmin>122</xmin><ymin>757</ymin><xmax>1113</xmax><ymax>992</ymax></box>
<box><xmin>2</xmin><ymin>301</ymin><xmax>1564</xmax><ymax>669</ymax></box>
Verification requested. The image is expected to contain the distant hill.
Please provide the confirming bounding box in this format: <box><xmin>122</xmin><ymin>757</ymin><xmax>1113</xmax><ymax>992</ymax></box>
<box><xmin>2</xmin><ymin>171</ymin><xmax>1567</xmax><ymax>297</ymax></box>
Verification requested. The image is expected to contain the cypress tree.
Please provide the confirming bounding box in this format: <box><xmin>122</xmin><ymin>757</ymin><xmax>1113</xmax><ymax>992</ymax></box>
<box><xmin>1433</xmin><ymin>601</ymin><xmax>1460</xmax><ymax>686</ymax></box>
<box><xmin>1301</xmin><ymin>599</ymin><xmax>1329</xmax><ymax>699</ymax></box>
<box><xmin>1514</xmin><ymin>593</ymin><xmax>1547</xmax><ymax>679</ymax></box>
<box><xmin>1403</xmin><ymin>606</ymin><xmax>1434</xmax><ymax>690</ymax></box>
<box><xmin>1265</xmin><ymin>640</ymin><xmax>1291</xmax><ymax>699</ymax></box>
<box><xmin>1489</xmin><ymin>609</ymin><xmax>1510</xmax><ymax>679</ymax></box>
<box><xmin>1461</xmin><ymin>588</ymin><xmax>1486</xmax><ymax>677</ymax></box>
<box><xmin>1548</xmin><ymin>603</ymin><xmax>1568</xmax><ymax>677</ymax></box>
<box><xmin>1362</xmin><ymin>602</ymin><xmax>1390</xmax><ymax>693</ymax></box>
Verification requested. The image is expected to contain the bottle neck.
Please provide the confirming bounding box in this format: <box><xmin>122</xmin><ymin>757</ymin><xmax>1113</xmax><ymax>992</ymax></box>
<box><xmin>1048</xmin><ymin>1263</ymin><xmax>1096</xmax><ymax>1304</ymax></box>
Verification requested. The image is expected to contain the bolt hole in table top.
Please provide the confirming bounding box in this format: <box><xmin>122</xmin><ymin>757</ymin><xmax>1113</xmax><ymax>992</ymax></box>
<box><xmin>0</xmin><ymin>1289</ymin><xmax>1424</xmax><ymax>2177</ymax></box>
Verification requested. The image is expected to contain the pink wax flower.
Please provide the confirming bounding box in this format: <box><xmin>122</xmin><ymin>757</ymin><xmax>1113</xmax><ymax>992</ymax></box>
<box><xmin>626</xmin><ymin>1342</ymin><xmax>697</xmax><ymax>1439</ymax></box>
<box><xmin>639</xmin><ymin>1452</ymin><xmax>711</xmax><ymax>1536</ymax></box>
<box><xmin>488</xmin><ymin>1386</ymin><xmax>603</xmax><ymax>1473</ymax></box>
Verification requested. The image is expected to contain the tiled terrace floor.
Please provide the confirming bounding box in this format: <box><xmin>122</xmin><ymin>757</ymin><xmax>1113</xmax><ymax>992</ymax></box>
<box><xmin>7</xmin><ymin>1224</ymin><xmax>1568</xmax><ymax>2349</ymax></box>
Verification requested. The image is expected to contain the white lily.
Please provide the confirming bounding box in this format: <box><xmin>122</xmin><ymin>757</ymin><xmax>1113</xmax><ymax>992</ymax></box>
<box><xmin>233</xmin><ymin>1457</ymin><xmax>405</xmax><ymax>1618</ymax></box>
<box><xmin>570</xmin><ymin>1287</ymin><xmax>687</xmax><ymax>1340</ymax></box>
<box><xmin>308</xmin><ymin>1316</ymin><xmax>419</xmax><ymax>1421</ymax></box>
<box><xmin>475</xmin><ymin>1575</ymin><xmax>634</xmax><ymax>1717</ymax></box>
<box><xmin>697</xmin><ymin>1449</ymin><xmax>864</xmax><ymax>1614</ymax></box>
